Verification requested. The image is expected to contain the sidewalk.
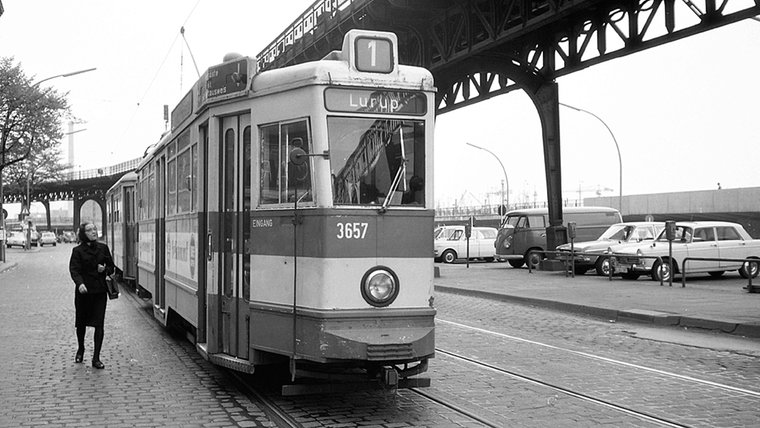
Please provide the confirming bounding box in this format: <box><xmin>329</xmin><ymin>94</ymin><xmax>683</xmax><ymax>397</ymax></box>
<box><xmin>434</xmin><ymin>262</ymin><xmax>760</xmax><ymax>338</ymax></box>
<box><xmin>0</xmin><ymin>247</ymin><xmax>275</xmax><ymax>427</ymax></box>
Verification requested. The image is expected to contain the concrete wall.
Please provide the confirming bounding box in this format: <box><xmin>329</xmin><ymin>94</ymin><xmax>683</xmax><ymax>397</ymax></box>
<box><xmin>586</xmin><ymin>187</ymin><xmax>760</xmax><ymax>217</ymax></box>
<box><xmin>586</xmin><ymin>187</ymin><xmax>760</xmax><ymax>238</ymax></box>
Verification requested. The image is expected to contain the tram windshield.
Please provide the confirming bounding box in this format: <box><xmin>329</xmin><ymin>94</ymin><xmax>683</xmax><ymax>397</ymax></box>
<box><xmin>328</xmin><ymin>117</ymin><xmax>425</xmax><ymax>207</ymax></box>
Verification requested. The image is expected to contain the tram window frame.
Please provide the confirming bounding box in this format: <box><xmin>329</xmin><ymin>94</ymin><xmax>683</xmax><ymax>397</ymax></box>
<box><xmin>165</xmin><ymin>130</ymin><xmax>196</xmax><ymax>215</ymax></box>
<box><xmin>167</xmin><ymin>157</ymin><xmax>177</xmax><ymax>214</ymax></box>
<box><xmin>327</xmin><ymin>116</ymin><xmax>425</xmax><ymax>207</ymax></box>
<box><xmin>259</xmin><ymin>119</ymin><xmax>314</xmax><ymax>207</ymax></box>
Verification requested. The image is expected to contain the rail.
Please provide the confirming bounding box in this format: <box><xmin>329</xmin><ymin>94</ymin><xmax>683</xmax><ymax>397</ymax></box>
<box><xmin>63</xmin><ymin>157</ymin><xmax>141</xmax><ymax>180</ymax></box>
<box><xmin>256</xmin><ymin>0</ymin><xmax>348</xmax><ymax>71</ymax></box>
<box><xmin>680</xmin><ymin>257</ymin><xmax>759</xmax><ymax>291</ymax></box>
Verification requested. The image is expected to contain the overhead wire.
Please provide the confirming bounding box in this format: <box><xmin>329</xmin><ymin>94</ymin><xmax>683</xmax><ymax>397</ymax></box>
<box><xmin>120</xmin><ymin>0</ymin><xmax>203</xmax><ymax>142</ymax></box>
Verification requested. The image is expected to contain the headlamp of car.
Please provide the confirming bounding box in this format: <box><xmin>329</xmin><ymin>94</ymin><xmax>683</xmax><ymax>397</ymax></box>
<box><xmin>361</xmin><ymin>266</ymin><xmax>399</xmax><ymax>307</ymax></box>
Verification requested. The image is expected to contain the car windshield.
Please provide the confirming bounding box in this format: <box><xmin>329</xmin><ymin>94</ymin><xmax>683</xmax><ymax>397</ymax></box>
<box><xmin>435</xmin><ymin>228</ymin><xmax>459</xmax><ymax>240</ymax></box>
<box><xmin>656</xmin><ymin>226</ymin><xmax>692</xmax><ymax>242</ymax></box>
<box><xmin>599</xmin><ymin>224</ymin><xmax>635</xmax><ymax>241</ymax></box>
<box><xmin>500</xmin><ymin>215</ymin><xmax>520</xmax><ymax>228</ymax></box>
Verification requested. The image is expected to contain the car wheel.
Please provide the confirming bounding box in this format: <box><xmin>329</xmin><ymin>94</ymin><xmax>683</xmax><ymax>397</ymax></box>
<box><xmin>508</xmin><ymin>260</ymin><xmax>525</xmax><ymax>268</ymax></box>
<box><xmin>526</xmin><ymin>250</ymin><xmax>543</xmax><ymax>270</ymax></box>
<box><xmin>442</xmin><ymin>250</ymin><xmax>457</xmax><ymax>264</ymax></box>
<box><xmin>739</xmin><ymin>259</ymin><xmax>759</xmax><ymax>279</ymax></box>
<box><xmin>652</xmin><ymin>259</ymin><xmax>674</xmax><ymax>282</ymax></box>
<box><xmin>595</xmin><ymin>257</ymin><xmax>611</xmax><ymax>276</ymax></box>
<box><xmin>708</xmin><ymin>271</ymin><xmax>725</xmax><ymax>278</ymax></box>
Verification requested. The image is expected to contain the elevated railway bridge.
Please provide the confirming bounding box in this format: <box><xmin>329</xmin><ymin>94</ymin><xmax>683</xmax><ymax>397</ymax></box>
<box><xmin>1</xmin><ymin>158</ymin><xmax>140</xmax><ymax>234</ymax></box>
<box><xmin>2</xmin><ymin>0</ymin><xmax>758</xmax><ymax>253</ymax></box>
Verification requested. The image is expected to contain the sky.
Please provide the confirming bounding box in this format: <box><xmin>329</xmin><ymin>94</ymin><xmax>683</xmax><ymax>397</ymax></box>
<box><xmin>1</xmin><ymin>0</ymin><xmax>759</xmax><ymax>216</ymax></box>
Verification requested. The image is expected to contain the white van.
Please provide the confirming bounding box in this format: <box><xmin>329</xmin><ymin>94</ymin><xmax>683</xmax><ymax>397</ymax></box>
<box><xmin>434</xmin><ymin>225</ymin><xmax>498</xmax><ymax>263</ymax></box>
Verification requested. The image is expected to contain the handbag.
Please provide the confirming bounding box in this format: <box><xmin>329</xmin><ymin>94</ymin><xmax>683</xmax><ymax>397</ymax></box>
<box><xmin>105</xmin><ymin>275</ymin><xmax>119</xmax><ymax>300</ymax></box>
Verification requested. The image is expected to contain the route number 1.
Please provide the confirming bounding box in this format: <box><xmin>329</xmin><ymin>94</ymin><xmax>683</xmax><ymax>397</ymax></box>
<box><xmin>355</xmin><ymin>37</ymin><xmax>392</xmax><ymax>73</ymax></box>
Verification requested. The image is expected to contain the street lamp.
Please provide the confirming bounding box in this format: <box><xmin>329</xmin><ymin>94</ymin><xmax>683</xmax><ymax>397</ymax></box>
<box><xmin>466</xmin><ymin>142</ymin><xmax>509</xmax><ymax>214</ymax></box>
<box><xmin>0</xmin><ymin>67</ymin><xmax>96</xmax><ymax>262</ymax></box>
<box><xmin>32</xmin><ymin>67</ymin><xmax>97</xmax><ymax>88</ymax></box>
<box><xmin>559</xmin><ymin>102</ymin><xmax>623</xmax><ymax>212</ymax></box>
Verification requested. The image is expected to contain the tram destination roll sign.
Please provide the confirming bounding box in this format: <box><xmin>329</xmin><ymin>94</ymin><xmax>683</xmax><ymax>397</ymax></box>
<box><xmin>198</xmin><ymin>57</ymin><xmax>249</xmax><ymax>108</ymax></box>
<box><xmin>325</xmin><ymin>88</ymin><xmax>426</xmax><ymax>116</ymax></box>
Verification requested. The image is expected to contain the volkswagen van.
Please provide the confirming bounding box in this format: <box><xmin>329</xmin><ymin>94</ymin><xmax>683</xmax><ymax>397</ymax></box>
<box><xmin>495</xmin><ymin>206</ymin><xmax>622</xmax><ymax>268</ymax></box>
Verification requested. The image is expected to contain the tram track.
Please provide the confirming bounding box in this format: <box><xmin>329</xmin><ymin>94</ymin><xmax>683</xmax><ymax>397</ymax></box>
<box><xmin>432</xmin><ymin>347</ymin><xmax>689</xmax><ymax>428</ymax></box>
<box><xmin>436</xmin><ymin>318</ymin><xmax>760</xmax><ymax>427</ymax></box>
<box><xmin>438</xmin><ymin>318</ymin><xmax>760</xmax><ymax>399</ymax></box>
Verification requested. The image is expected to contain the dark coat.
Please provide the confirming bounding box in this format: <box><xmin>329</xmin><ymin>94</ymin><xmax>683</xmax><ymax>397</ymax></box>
<box><xmin>69</xmin><ymin>241</ymin><xmax>115</xmax><ymax>294</ymax></box>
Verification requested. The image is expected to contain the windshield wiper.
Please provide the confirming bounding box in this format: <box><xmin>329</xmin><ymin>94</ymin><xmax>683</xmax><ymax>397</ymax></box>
<box><xmin>379</xmin><ymin>126</ymin><xmax>407</xmax><ymax>213</ymax></box>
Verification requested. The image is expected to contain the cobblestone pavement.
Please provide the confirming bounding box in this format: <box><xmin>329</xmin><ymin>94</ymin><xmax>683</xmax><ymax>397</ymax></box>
<box><xmin>4</xmin><ymin>247</ymin><xmax>759</xmax><ymax>427</ymax></box>
<box><xmin>0</xmin><ymin>246</ymin><xmax>275</xmax><ymax>428</ymax></box>
<box><xmin>432</xmin><ymin>290</ymin><xmax>760</xmax><ymax>427</ymax></box>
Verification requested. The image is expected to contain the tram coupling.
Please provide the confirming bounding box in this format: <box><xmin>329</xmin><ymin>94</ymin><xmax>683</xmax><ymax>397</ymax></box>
<box><xmin>381</xmin><ymin>366</ymin><xmax>399</xmax><ymax>387</ymax></box>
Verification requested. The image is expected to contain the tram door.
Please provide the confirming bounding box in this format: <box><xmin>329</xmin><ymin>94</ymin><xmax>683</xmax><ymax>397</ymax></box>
<box><xmin>218</xmin><ymin>114</ymin><xmax>250</xmax><ymax>359</ymax></box>
<box><xmin>155</xmin><ymin>157</ymin><xmax>166</xmax><ymax>315</ymax></box>
<box><xmin>123</xmin><ymin>185</ymin><xmax>136</xmax><ymax>280</ymax></box>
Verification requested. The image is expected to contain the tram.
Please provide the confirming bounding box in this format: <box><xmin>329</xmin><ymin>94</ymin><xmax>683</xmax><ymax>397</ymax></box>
<box><xmin>106</xmin><ymin>30</ymin><xmax>436</xmax><ymax>392</ymax></box>
<box><xmin>106</xmin><ymin>172</ymin><xmax>138</xmax><ymax>285</ymax></box>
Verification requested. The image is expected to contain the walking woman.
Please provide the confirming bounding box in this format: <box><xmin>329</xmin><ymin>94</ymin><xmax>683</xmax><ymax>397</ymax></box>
<box><xmin>69</xmin><ymin>222</ymin><xmax>115</xmax><ymax>369</ymax></box>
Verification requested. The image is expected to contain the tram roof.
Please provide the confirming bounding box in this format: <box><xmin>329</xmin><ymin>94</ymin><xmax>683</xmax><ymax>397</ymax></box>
<box><xmin>251</xmin><ymin>58</ymin><xmax>435</xmax><ymax>97</ymax></box>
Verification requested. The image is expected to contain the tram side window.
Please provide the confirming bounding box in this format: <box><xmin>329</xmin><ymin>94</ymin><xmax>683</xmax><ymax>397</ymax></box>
<box><xmin>176</xmin><ymin>148</ymin><xmax>193</xmax><ymax>213</ymax></box>
<box><xmin>259</xmin><ymin>120</ymin><xmax>313</xmax><ymax>205</ymax></box>
<box><xmin>328</xmin><ymin>117</ymin><xmax>425</xmax><ymax>206</ymax></box>
<box><xmin>167</xmin><ymin>158</ymin><xmax>177</xmax><ymax>214</ymax></box>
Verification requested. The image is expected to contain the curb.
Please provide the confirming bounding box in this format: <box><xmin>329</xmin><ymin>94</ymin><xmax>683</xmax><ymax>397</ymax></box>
<box><xmin>434</xmin><ymin>284</ymin><xmax>760</xmax><ymax>338</ymax></box>
<box><xmin>0</xmin><ymin>262</ymin><xmax>17</xmax><ymax>274</ymax></box>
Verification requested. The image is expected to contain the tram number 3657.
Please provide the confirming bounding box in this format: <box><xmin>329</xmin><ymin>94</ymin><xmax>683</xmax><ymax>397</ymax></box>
<box><xmin>337</xmin><ymin>222</ymin><xmax>369</xmax><ymax>239</ymax></box>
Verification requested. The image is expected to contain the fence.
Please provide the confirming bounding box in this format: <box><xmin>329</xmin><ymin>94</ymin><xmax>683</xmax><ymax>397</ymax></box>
<box><xmin>526</xmin><ymin>249</ymin><xmax>758</xmax><ymax>292</ymax></box>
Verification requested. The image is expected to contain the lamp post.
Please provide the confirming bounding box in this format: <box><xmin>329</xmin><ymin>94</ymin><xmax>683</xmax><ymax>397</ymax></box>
<box><xmin>32</xmin><ymin>67</ymin><xmax>96</xmax><ymax>88</ymax></box>
<box><xmin>559</xmin><ymin>102</ymin><xmax>623</xmax><ymax>212</ymax></box>
<box><xmin>466</xmin><ymin>142</ymin><xmax>509</xmax><ymax>214</ymax></box>
<box><xmin>0</xmin><ymin>67</ymin><xmax>96</xmax><ymax>262</ymax></box>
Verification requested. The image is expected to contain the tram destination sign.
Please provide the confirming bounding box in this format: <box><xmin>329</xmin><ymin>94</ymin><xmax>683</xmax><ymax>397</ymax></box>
<box><xmin>198</xmin><ymin>57</ymin><xmax>249</xmax><ymax>108</ymax></box>
<box><xmin>325</xmin><ymin>88</ymin><xmax>426</xmax><ymax>116</ymax></box>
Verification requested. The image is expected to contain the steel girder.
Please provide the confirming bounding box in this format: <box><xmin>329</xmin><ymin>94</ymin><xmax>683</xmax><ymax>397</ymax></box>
<box><xmin>255</xmin><ymin>0</ymin><xmax>760</xmax><ymax>113</ymax></box>
<box><xmin>429</xmin><ymin>0</ymin><xmax>760</xmax><ymax>113</ymax></box>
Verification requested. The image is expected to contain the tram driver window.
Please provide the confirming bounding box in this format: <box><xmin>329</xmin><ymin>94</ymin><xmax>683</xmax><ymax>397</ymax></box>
<box><xmin>328</xmin><ymin>117</ymin><xmax>425</xmax><ymax>206</ymax></box>
<box><xmin>259</xmin><ymin>120</ymin><xmax>313</xmax><ymax>205</ymax></box>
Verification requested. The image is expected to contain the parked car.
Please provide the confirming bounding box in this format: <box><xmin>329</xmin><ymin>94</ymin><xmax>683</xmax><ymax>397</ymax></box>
<box><xmin>39</xmin><ymin>231</ymin><xmax>57</xmax><ymax>247</ymax></box>
<box><xmin>556</xmin><ymin>222</ymin><xmax>664</xmax><ymax>275</ymax></box>
<box><xmin>434</xmin><ymin>225</ymin><xmax>498</xmax><ymax>263</ymax></box>
<box><xmin>495</xmin><ymin>206</ymin><xmax>622</xmax><ymax>269</ymax></box>
<box><xmin>29</xmin><ymin>230</ymin><xmax>39</xmax><ymax>247</ymax></box>
<box><xmin>612</xmin><ymin>221</ymin><xmax>760</xmax><ymax>281</ymax></box>
<box><xmin>61</xmin><ymin>231</ymin><xmax>77</xmax><ymax>243</ymax></box>
<box><xmin>6</xmin><ymin>231</ymin><xmax>27</xmax><ymax>248</ymax></box>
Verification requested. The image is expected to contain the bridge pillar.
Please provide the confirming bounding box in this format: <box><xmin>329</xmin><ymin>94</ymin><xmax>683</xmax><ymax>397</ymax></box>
<box><xmin>527</xmin><ymin>81</ymin><xmax>567</xmax><ymax>254</ymax></box>
<box><xmin>73</xmin><ymin>198</ymin><xmax>82</xmax><ymax>233</ymax></box>
<box><xmin>40</xmin><ymin>200</ymin><xmax>51</xmax><ymax>230</ymax></box>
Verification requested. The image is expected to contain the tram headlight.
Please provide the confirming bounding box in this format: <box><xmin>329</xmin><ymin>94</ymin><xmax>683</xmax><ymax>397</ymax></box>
<box><xmin>361</xmin><ymin>266</ymin><xmax>399</xmax><ymax>307</ymax></box>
